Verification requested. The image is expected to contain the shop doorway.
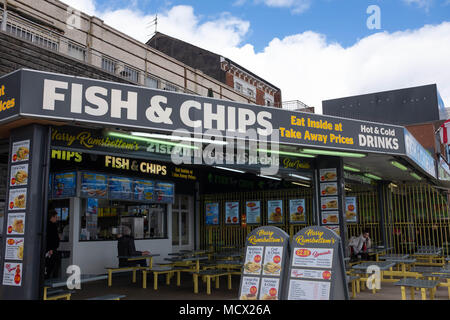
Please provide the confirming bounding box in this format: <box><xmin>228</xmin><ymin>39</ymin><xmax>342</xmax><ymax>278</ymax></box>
<box><xmin>172</xmin><ymin>194</ymin><xmax>194</xmax><ymax>251</ymax></box>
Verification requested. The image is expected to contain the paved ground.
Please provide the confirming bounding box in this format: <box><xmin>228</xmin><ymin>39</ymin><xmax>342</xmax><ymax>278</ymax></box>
<box><xmin>68</xmin><ymin>272</ymin><xmax>450</xmax><ymax>300</ymax></box>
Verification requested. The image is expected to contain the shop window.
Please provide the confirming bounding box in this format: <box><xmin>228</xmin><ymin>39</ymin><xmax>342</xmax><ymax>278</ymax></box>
<box><xmin>172</xmin><ymin>195</ymin><xmax>191</xmax><ymax>247</ymax></box>
<box><xmin>48</xmin><ymin>199</ymin><xmax>70</xmax><ymax>242</ymax></box>
<box><xmin>79</xmin><ymin>199</ymin><xmax>167</xmax><ymax>241</ymax></box>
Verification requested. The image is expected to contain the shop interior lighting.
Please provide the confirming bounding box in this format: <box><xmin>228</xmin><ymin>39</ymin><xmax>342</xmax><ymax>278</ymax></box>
<box><xmin>288</xmin><ymin>173</ymin><xmax>311</xmax><ymax>181</ymax></box>
<box><xmin>364</xmin><ymin>173</ymin><xmax>382</xmax><ymax>180</ymax></box>
<box><xmin>291</xmin><ymin>181</ymin><xmax>310</xmax><ymax>188</ymax></box>
<box><xmin>257</xmin><ymin>148</ymin><xmax>316</xmax><ymax>158</ymax></box>
<box><xmin>130</xmin><ymin>131</ymin><xmax>228</xmax><ymax>145</ymax></box>
<box><xmin>108</xmin><ymin>131</ymin><xmax>199</xmax><ymax>150</ymax></box>
<box><xmin>213</xmin><ymin>166</ymin><xmax>246</xmax><ymax>174</ymax></box>
<box><xmin>389</xmin><ymin>183</ymin><xmax>398</xmax><ymax>188</ymax></box>
<box><xmin>410</xmin><ymin>172</ymin><xmax>422</xmax><ymax>180</ymax></box>
<box><xmin>301</xmin><ymin>148</ymin><xmax>366</xmax><ymax>158</ymax></box>
<box><xmin>258</xmin><ymin>174</ymin><xmax>282</xmax><ymax>181</ymax></box>
<box><xmin>390</xmin><ymin>161</ymin><xmax>408</xmax><ymax>171</ymax></box>
<box><xmin>345</xmin><ymin>187</ymin><xmax>352</xmax><ymax>192</ymax></box>
<box><xmin>343</xmin><ymin>165</ymin><xmax>361</xmax><ymax>173</ymax></box>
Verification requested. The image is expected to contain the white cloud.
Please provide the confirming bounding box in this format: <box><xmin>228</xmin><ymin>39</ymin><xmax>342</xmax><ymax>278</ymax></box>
<box><xmin>261</xmin><ymin>0</ymin><xmax>312</xmax><ymax>13</ymax></box>
<box><xmin>57</xmin><ymin>1</ymin><xmax>450</xmax><ymax>114</ymax></box>
<box><xmin>403</xmin><ymin>0</ymin><xmax>433</xmax><ymax>10</ymax></box>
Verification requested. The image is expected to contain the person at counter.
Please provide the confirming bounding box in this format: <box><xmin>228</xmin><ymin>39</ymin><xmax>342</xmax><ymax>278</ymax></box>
<box><xmin>45</xmin><ymin>210</ymin><xmax>61</xmax><ymax>279</ymax></box>
<box><xmin>349</xmin><ymin>229</ymin><xmax>372</xmax><ymax>261</ymax></box>
<box><xmin>117</xmin><ymin>226</ymin><xmax>150</xmax><ymax>267</ymax></box>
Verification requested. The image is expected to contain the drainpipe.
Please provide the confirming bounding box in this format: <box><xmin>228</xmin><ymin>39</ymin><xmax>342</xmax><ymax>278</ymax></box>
<box><xmin>1</xmin><ymin>0</ymin><xmax>7</xmax><ymax>32</ymax></box>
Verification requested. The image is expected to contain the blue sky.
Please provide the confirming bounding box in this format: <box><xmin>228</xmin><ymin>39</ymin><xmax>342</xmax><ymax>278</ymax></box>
<box><xmin>66</xmin><ymin>0</ymin><xmax>450</xmax><ymax>112</ymax></box>
<box><xmin>92</xmin><ymin>0</ymin><xmax>450</xmax><ymax>50</ymax></box>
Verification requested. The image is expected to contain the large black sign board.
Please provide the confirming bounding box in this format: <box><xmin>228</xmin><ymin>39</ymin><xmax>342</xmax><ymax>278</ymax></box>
<box><xmin>239</xmin><ymin>226</ymin><xmax>289</xmax><ymax>300</ymax></box>
<box><xmin>0</xmin><ymin>125</ymin><xmax>50</xmax><ymax>299</ymax></box>
<box><xmin>286</xmin><ymin>226</ymin><xmax>348</xmax><ymax>300</ymax></box>
<box><xmin>1</xmin><ymin>69</ymin><xmax>406</xmax><ymax>156</ymax></box>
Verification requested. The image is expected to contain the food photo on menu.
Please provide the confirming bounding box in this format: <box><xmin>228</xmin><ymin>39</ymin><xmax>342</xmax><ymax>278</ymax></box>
<box><xmin>289</xmin><ymin>199</ymin><xmax>305</xmax><ymax>223</ymax></box>
<box><xmin>10</xmin><ymin>164</ymin><xmax>28</xmax><ymax>186</ymax></box>
<box><xmin>11</xmin><ymin>140</ymin><xmax>30</xmax><ymax>163</ymax></box>
<box><xmin>243</xmin><ymin>246</ymin><xmax>264</xmax><ymax>275</ymax></box>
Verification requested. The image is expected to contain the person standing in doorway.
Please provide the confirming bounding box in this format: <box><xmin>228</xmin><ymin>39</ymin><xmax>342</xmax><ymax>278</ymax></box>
<box><xmin>45</xmin><ymin>210</ymin><xmax>61</xmax><ymax>279</ymax></box>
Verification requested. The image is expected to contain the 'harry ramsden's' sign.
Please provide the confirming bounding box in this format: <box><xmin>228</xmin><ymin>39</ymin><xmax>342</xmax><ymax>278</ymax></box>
<box><xmin>286</xmin><ymin>226</ymin><xmax>348</xmax><ymax>300</ymax></box>
<box><xmin>0</xmin><ymin>69</ymin><xmax>407</xmax><ymax>156</ymax></box>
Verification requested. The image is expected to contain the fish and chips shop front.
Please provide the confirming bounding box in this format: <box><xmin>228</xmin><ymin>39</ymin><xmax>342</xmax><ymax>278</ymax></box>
<box><xmin>0</xmin><ymin>69</ymin><xmax>443</xmax><ymax>300</ymax></box>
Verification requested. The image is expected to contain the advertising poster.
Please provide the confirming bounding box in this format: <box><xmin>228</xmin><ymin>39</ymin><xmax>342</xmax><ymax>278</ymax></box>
<box><xmin>10</xmin><ymin>164</ymin><xmax>28</xmax><ymax>187</ymax></box>
<box><xmin>320</xmin><ymin>182</ymin><xmax>338</xmax><ymax>196</ymax></box>
<box><xmin>2</xmin><ymin>262</ymin><xmax>23</xmax><ymax>286</ymax></box>
<box><xmin>262</xmin><ymin>246</ymin><xmax>283</xmax><ymax>276</ymax></box>
<box><xmin>291</xmin><ymin>269</ymin><xmax>332</xmax><ymax>281</ymax></box>
<box><xmin>267</xmin><ymin>200</ymin><xmax>283</xmax><ymax>224</ymax></box>
<box><xmin>246</xmin><ymin>201</ymin><xmax>261</xmax><ymax>224</ymax></box>
<box><xmin>289</xmin><ymin>199</ymin><xmax>306</xmax><ymax>224</ymax></box>
<box><xmin>243</xmin><ymin>246</ymin><xmax>264</xmax><ymax>275</ymax></box>
<box><xmin>5</xmin><ymin>237</ymin><xmax>24</xmax><ymax>260</ymax></box>
<box><xmin>6</xmin><ymin>212</ymin><xmax>25</xmax><ymax>235</ymax></box>
<box><xmin>319</xmin><ymin>168</ymin><xmax>337</xmax><ymax>182</ymax></box>
<box><xmin>345</xmin><ymin>197</ymin><xmax>358</xmax><ymax>223</ymax></box>
<box><xmin>287</xmin><ymin>279</ymin><xmax>331</xmax><ymax>300</ymax></box>
<box><xmin>225</xmin><ymin>201</ymin><xmax>240</xmax><ymax>225</ymax></box>
<box><xmin>86</xmin><ymin>198</ymin><xmax>98</xmax><ymax>240</ymax></box>
<box><xmin>11</xmin><ymin>140</ymin><xmax>30</xmax><ymax>163</ymax></box>
<box><xmin>134</xmin><ymin>180</ymin><xmax>154</xmax><ymax>201</ymax></box>
<box><xmin>205</xmin><ymin>202</ymin><xmax>219</xmax><ymax>225</ymax></box>
<box><xmin>80</xmin><ymin>173</ymin><xmax>107</xmax><ymax>198</ymax></box>
<box><xmin>321</xmin><ymin>211</ymin><xmax>339</xmax><ymax>225</ymax></box>
<box><xmin>325</xmin><ymin>226</ymin><xmax>340</xmax><ymax>236</ymax></box>
<box><xmin>155</xmin><ymin>182</ymin><xmax>174</xmax><ymax>203</ymax></box>
<box><xmin>259</xmin><ymin>278</ymin><xmax>280</xmax><ymax>300</ymax></box>
<box><xmin>53</xmin><ymin>172</ymin><xmax>77</xmax><ymax>198</ymax></box>
<box><xmin>60</xmin><ymin>208</ymin><xmax>69</xmax><ymax>221</ymax></box>
<box><xmin>320</xmin><ymin>197</ymin><xmax>338</xmax><ymax>211</ymax></box>
<box><xmin>239</xmin><ymin>276</ymin><xmax>260</xmax><ymax>300</ymax></box>
<box><xmin>8</xmin><ymin>188</ymin><xmax>27</xmax><ymax>211</ymax></box>
<box><xmin>292</xmin><ymin>247</ymin><xmax>334</xmax><ymax>269</ymax></box>
<box><xmin>109</xmin><ymin>176</ymin><xmax>133</xmax><ymax>200</ymax></box>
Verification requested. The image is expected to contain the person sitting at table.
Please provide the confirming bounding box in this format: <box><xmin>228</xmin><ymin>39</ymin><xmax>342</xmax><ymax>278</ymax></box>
<box><xmin>349</xmin><ymin>229</ymin><xmax>372</xmax><ymax>261</ymax></box>
<box><xmin>117</xmin><ymin>226</ymin><xmax>150</xmax><ymax>267</ymax></box>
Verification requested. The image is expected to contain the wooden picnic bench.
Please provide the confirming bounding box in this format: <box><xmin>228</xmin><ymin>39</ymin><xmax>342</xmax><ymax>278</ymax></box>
<box><xmin>394</xmin><ymin>278</ymin><xmax>440</xmax><ymax>300</ymax></box>
<box><xmin>193</xmin><ymin>269</ymin><xmax>233</xmax><ymax>295</ymax></box>
<box><xmin>86</xmin><ymin>294</ymin><xmax>126</xmax><ymax>300</ymax></box>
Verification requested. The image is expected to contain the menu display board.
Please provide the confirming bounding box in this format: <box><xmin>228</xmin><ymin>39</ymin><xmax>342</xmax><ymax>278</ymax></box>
<box><xmin>289</xmin><ymin>199</ymin><xmax>306</xmax><ymax>224</ymax></box>
<box><xmin>325</xmin><ymin>226</ymin><xmax>340</xmax><ymax>236</ymax></box>
<box><xmin>225</xmin><ymin>201</ymin><xmax>240</xmax><ymax>225</ymax></box>
<box><xmin>154</xmin><ymin>182</ymin><xmax>174</xmax><ymax>203</ymax></box>
<box><xmin>262</xmin><ymin>246</ymin><xmax>283</xmax><ymax>276</ymax></box>
<box><xmin>134</xmin><ymin>180</ymin><xmax>154</xmax><ymax>201</ymax></box>
<box><xmin>11</xmin><ymin>140</ymin><xmax>30</xmax><ymax>163</ymax></box>
<box><xmin>8</xmin><ymin>188</ymin><xmax>27</xmax><ymax>211</ymax></box>
<box><xmin>205</xmin><ymin>202</ymin><xmax>219</xmax><ymax>226</ymax></box>
<box><xmin>2</xmin><ymin>262</ymin><xmax>23</xmax><ymax>286</ymax></box>
<box><xmin>288</xmin><ymin>279</ymin><xmax>331</xmax><ymax>300</ymax></box>
<box><xmin>53</xmin><ymin>172</ymin><xmax>77</xmax><ymax>198</ymax></box>
<box><xmin>267</xmin><ymin>200</ymin><xmax>283</xmax><ymax>224</ymax></box>
<box><xmin>320</xmin><ymin>182</ymin><xmax>338</xmax><ymax>196</ymax></box>
<box><xmin>345</xmin><ymin>197</ymin><xmax>357</xmax><ymax>223</ymax></box>
<box><xmin>5</xmin><ymin>237</ymin><xmax>24</xmax><ymax>260</ymax></box>
<box><xmin>319</xmin><ymin>168</ymin><xmax>337</xmax><ymax>182</ymax></box>
<box><xmin>243</xmin><ymin>246</ymin><xmax>263</xmax><ymax>275</ymax></box>
<box><xmin>320</xmin><ymin>196</ymin><xmax>338</xmax><ymax>211</ymax></box>
<box><xmin>321</xmin><ymin>211</ymin><xmax>339</xmax><ymax>225</ymax></box>
<box><xmin>239</xmin><ymin>276</ymin><xmax>260</xmax><ymax>300</ymax></box>
<box><xmin>286</xmin><ymin>226</ymin><xmax>348</xmax><ymax>300</ymax></box>
<box><xmin>108</xmin><ymin>176</ymin><xmax>133</xmax><ymax>200</ymax></box>
<box><xmin>239</xmin><ymin>226</ymin><xmax>290</xmax><ymax>300</ymax></box>
<box><xmin>80</xmin><ymin>173</ymin><xmax>107</xmax><ymax>198</ymax></box>
<box><xmin>259</xmin><ymin>278</ymin><xmax>280</xmax><ymax>300</ymax></box>
<box><xmin>6</xmin><ymin>212</ymin><xmax>25</xmax><ymax>235</ymax></box>
<box><xmin>246</xmin><ymin>201</ymin><xmax>261</xmax><ymax>225</ymax></box>
<box><xmin>10</xmin><ymin>164</ymin><xmax>28</xmax><ymax>187</ymax></box>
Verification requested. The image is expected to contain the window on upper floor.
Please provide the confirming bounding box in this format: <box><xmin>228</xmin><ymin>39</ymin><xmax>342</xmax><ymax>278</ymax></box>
<box><xmin>164</xmin><ymin>83</ymin><xmax>178</xmax><ymax>92</ymax></box>
<box><xmin>68</xmin><ymin>42</ymin><xmax>86</xmax><ymax>62</ymax></box>
<box><xmin>247</xmin><ymin>88</ymin><xmax>255</xmax><ymax>98</ymax></box>
<box><xmin>121</xmin><ymin>65</ymin><xmax>140</xmax><ymax>83</ymax></box>
<box><xmin>234</xmin><ymin>82</ymin><xmax>243</xmax><ymax>93</ymax></box>
<box><xmin>145</xmin><ymin>76</ymin><xmax>159</xmax><ymax>89</ymax></box>
<box><xmin>101</xmin><ymin>56</ymin><xmax>116</xmax><ymax>74</ymax></box>
<box><xmin>6</xmin><ymin>22</ymin><xmax>58</xmax><ymax>51</ymax></box>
